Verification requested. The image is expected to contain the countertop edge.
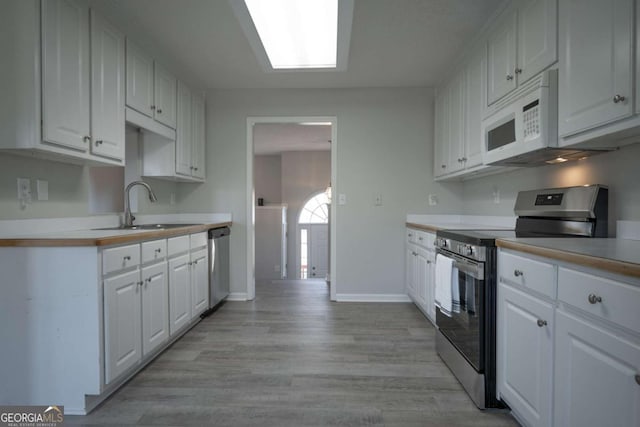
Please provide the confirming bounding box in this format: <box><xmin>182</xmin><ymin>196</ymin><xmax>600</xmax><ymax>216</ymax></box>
<box><xmin>0</xmin><ymin>222</ymin><xmax>232</xmax><ymax>247</ymax></box>
<box><xmin>496</xmin><ymin>239</ymin><xmax>640</xmax><ymax>279</ymax></box>
<box><xmin>406</xmin><ymin>222</ymin><xmax>440</xmax><ymax>232</ymax></box>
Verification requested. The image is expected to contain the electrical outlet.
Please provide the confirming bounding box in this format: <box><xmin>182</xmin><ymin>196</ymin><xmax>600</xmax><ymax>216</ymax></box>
<box><xmin>428</xmin><ymin>194</ymin><xmax>438</xmax><ymax>206</ymax></box>
<box><xmin>17</xmin><ymin>178</ymin><xmax>32</xmax><ymax>208</ymax></box>
<box><xmin>374</xmin><ymin>194</ymin><xmax>382</xmax><ymax>206</ymax></box>
<box><xmin>338</xmin><ymin>194</ymin><xmax>346</xmax><ymax>205</ymax></box>
<box><xmin>493</xmin><ymin>187</ymin><xmax>500</xmax><ymax>204</ymax></box>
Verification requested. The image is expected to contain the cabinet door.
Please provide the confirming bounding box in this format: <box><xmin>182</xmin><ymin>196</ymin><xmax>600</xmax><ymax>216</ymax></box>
<box><xmin>497</xmin><ymin>283</ymin><xmax>553</xmax><ymax>427</ymax></box>
<box><xmin>448</xmin><ymin>72</ymin><xmax>465</xmax><ymax>173</ymax></box>
<box><xmin>168</xmin><ymin>254</ymin><xmax>191</xmax><ymax>335</ymax></box>
<box><xmin>191</xmin><ymin>248</ymin><xmax>209</xmax><ymax>318</ymax></box>
<box><xmin>415</xmin><ymin>247</ymin><xmax>429</xmax><ymax>309</ymax></box>
<box><xmin>406</xmin><ymin>245</ymin><xmax>417</xmax><ymax>298</ymax></box>
<box><xmin>487</xmin><ymin>12</ymin><xmax>517</xmax><ymax>104</ymax></box>
<box><xmin>517</xmin><ymin>0</ymin><xmax>557</xmax><ymax>84</ymax></box>
<box><xmin>104</xmin><ymin>269</ymin><xmax>141</xmax><ymax>384</ymax></box>
<box><xmin>191</xmin><ymin>92</ymin><xmax>206</xmax><ymax>180</ymax></box>
<box><xmin>558</xmin><ymin>0</ymin><xmax>633</xmax><ymax>138</ymax></box>
<box><xmin>464</xmin><ymin>51</ymin><xmax>485</xmax><ymax>169</ymax></box>
<box><xmin>90</xmin><ymin>10</ymin><xmax>125</xmax><ymax>160</ymax></box>
<box><xmin>425</xmin><ymin>251</ymin><xmax>436</xmax><ymax>322</ymax></box>
<box><xmin>175</xmin><ymin>81</ymin><xmax>192</xmax><ymax>176</ymax></box>
<box><xmin>433</xmin><ymin>89</ymin><xmax>450</xmax><ymax>177</ymax></box>
<box><xmin>141</xmin><ymin>262</ymin><xmax>169</xmax><ymax>356</ymax></box>
<box><xmin>125</xmin><ymin>41</ymin><xmax>154</xmax><ymax>117</ymax></box>
<box><xmin>555</xmin><ymin>310</ymin><xmax>640</xmax><ymax>427</ymax></box>
<box><xmin>154</xmin><ymin>63</ymin><xmax>177</xmax><ymax>129</ymax></box>
<box><xmin>41</xmin><ymin>0</ymin><xmax>90</xmax><ymax>152</ymax></box>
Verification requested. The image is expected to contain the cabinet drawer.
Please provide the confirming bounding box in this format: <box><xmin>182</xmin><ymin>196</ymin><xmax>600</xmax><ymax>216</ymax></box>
<box><xmin>103</xmin><ymin>244</ymin><xmax>140</xmax><ymax>275</ymax></box>
<box><xmin>498</xmin><ymin>250</ymin><xmax>556</xmax><ymax>298</ymax></box>
<box><xmin>167</xmin><ymin>235</ymin><xmax>190</xmax><ymax>257</ymax></box>
<box><xmin>141</xmin><ymin>239</ymin><xmax>167</xmax><ymax>264</ymax></box>
<box><xmin>558</xmin><ymin>267</ymin><xmax>640</xmax><ymax>334</ymax></box>
<box><xmin>416</xmin><ymin>231</ymin><xmax>435</xmax><ymax>250</ymax></box>
<box><xmin>190</xmin><ymin>232</ymin><xmax>207</xmax><ymax>249</ymax></box>
<box><xmin>406</xmin><ymin>228</ymin><xmax>418</xmax><ymax>244</ymax></box>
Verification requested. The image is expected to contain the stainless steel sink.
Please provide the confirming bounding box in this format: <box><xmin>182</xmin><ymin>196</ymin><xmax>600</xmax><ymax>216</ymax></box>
<box><xmin>93</xmin><ymin>223</ymin><xmax>202</xmax><ymax>231</ymax></box>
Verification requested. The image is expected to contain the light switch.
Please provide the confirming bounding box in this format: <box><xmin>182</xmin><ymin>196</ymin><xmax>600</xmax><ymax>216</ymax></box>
<box><xmin>37</xmin><ymin>180</ymin><xmax>49</xmax><ymax>201</ymax></box>
<box><xmin>374</xmin><ymin>194</ymin><xmax>382</xmax><ymax>206</ymax></box>
<box><xmin>338</xmin><ymin>194</ymin><xmax>347</xmax><ymax>205</ymax></box>
<box><xmin>428</xmin><ymin>194</ymin><xmax>438</xmax><ymax>206</ymax></box>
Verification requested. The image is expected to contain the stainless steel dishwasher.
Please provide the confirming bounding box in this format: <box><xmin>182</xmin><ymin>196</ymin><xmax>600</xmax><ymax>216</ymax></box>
<box><xmin>201</xmin><ymin>226</ymin><xmax>230</xmax><ymax>317</ymax></box>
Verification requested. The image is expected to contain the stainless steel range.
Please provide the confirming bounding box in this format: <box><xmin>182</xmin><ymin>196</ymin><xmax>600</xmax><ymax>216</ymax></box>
<box><xmin>434</xmin><ymin>184</ymin><xmax>608</xmax><ymax>409</ymax></box>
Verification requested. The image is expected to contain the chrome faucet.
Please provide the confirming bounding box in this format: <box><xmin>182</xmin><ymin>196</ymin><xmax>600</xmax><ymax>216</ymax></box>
<box><xmin>124</xmin><ymin>181</ymin><xmax>158</xmax><ymax>227</ymax></box>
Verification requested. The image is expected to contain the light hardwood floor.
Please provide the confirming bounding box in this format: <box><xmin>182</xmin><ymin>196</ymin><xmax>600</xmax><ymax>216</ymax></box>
<box><xmin>67</xmin><ymin>279</ymin><xmax>517</xmax><ymax>426</ymax></box>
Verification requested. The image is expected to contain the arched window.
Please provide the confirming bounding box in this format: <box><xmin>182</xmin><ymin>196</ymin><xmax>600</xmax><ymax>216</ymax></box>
<box><xmin>298</xmin><ymin>192</ymin><xmax>329</xmax><ymax>224</ymax></box>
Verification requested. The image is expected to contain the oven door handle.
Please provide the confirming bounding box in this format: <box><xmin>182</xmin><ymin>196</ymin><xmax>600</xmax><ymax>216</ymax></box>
<box><xmin>437</xmin><ymin>251</ymin><xmax>484</xmax><ymax>280</ymax></box>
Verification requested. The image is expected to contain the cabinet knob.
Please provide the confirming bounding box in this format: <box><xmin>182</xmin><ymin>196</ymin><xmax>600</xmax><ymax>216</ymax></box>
<box><xmin>418</xmin><ymin>237</ymin><xmax>423</xmax><ymax>241</ymax></box>
<box><xmin>155</xmin><ymin>248</ymin><xmax>162</xmax><ymax>253</ymax></box>
<box><xmin>157</xmin><ymin>108</ymin><xmax>163</xmax><ymax>114</ymax></box>
<box><xmin>441</xmin><ymin>165</ymin><xmax>446</xmax><ymax>169</ymax></box>
<box><xmin>537</xmin><ymin>319</ymin><xmax>547</xmax><ymax>327</ymax></box>
<box><xmin>188</xmin><ymin>261</ymin><xmax>193</xmax><ymax>266</ymax></box>
<box><xmin>124</xmin><ymin>255</ymin><xmax>131</xmax><ymax>261</ymax></box>
<box><xmin>506</xmin><ymin>74</ymin><xmax>514</xmax><ymax>81</ymax></box>
<box><xmin>613</xmin><ymin>94</ymin><xmax>626</xmax><ymax>103</ymax></box>
<box><xmin>427</xmin><ymin>260</ymin><xmax>431</xmax><ymax>264</ymax></box>
<box><xmin>83</xmin><ymin>135</ymin><xmax>91</xmax><ymax>143</ymax></box>
<box><xmin>514</xmin><ymin>269</ymin><xmax>523</xmax><ymax>277</ymax></box>
<box><xmin>194</xmin><ymin>167</ymin><xmax>198</xmax><ymax>171</ymax></box>
<box><xmin>461</xmin><ymin>157</ymin><xmax>467</xmax><ymax>162</ymax></box>
<box><xmin>514</xmin><ymin>68</ymin><xmax>522</xmax><ymax>74</ymax></box>
<box><xmin>587</xmin><ymin>293</ymin><xmax>602</xmax><ymax>304</ymax></box>
<box><xmin>150</xmin><ymin>105</ymin><xmax>156</xmax><ymax>110</ymax></box>
<box><xmin>137</xmin><ymin>281</ymin><xmax>143</xmax><ymax>287</ymax></box>
<box><xmin>408</xmin><ymin>233</ymin><xmax>413</xmax><ymax>237</ymax></box>
<box><xmin>95</xmin><ymin>140</ymin><xmax>103</xmax><ymax>145</ymax></box>
<box><xmin>146</xmin><ymin>277</ymin><xmax>152</xmax><ymax>283</ymax></box>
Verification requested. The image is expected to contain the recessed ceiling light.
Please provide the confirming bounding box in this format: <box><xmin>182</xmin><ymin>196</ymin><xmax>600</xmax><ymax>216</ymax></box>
<box><xmin>230</xmin><ymin>0</ymin><xmax>354</xmax><ymax>71</ymax></box>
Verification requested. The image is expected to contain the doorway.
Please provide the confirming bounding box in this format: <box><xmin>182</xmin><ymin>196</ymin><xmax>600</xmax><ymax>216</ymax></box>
<box><xmin>246</xmin><ymin>117</ymin><xmax>337</xmax><ymax>301</ymax></box>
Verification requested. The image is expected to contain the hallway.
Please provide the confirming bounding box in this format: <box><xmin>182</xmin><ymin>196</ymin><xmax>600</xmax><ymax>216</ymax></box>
<box><xmin>68</xmin><ymin>280</ymin><xmax>516</xmax><ymax>426</ymax></box>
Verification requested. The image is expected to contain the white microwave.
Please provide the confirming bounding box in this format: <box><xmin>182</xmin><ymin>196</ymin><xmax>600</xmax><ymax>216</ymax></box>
<box><xmin>481</xmin><ymin>69</ymin><xmax>559</xmax><ymax>166</ymax></box>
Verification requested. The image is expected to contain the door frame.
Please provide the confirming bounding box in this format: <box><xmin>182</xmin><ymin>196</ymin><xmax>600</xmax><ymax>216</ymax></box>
<box><xmin>246</xmin><ymin>116</ymin><xmax>337</xmax><ymax>301</ymax></box>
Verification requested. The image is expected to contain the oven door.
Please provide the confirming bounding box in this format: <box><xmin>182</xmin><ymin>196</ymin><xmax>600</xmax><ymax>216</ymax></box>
<box><xmin>435</xmin><ymin>249</ymin><xmax>485</xmax><ymax>372</ymax></box>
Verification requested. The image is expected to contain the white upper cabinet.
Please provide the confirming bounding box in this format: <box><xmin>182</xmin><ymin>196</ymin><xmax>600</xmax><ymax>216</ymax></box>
<box><xmin>487</xmin><ymin>12</ymin><xmax>517</xmax><ymax>105</ymax></box>
<box><xmin>41</xmin><ymin>0</ymin><xmax>91</xmax><ymax>152</ymax></box>
<box><xmin>175</xmin><ymin>81</ymin><xmax>193</xmax><ymax>177</ymax></box>
<box><xmin>433</xmin><ymin>88</ymin><xmax>450</xmax><ymax>178</ymax></box>
<box><xmin>558</xmin><ymin>0</ymin><xmax>634</xmax><ymax>138</ymax></box>
<box><xmin>463</xmin><ymin>50</ymin><xmax>486</xmax><ymax>169</ymax></box>
<box><xmin>125</xmin><ymin>41</ymin><xmax>155</xmax><ymax>118</ymax></box>
<box><xmin>487</xmin><ymin>0</ymin><xmax>557</xmax><ymax>105</ymax></box>
<box><xmin>191</xmin><ymin>92</ymin><xmax>206</xmax><ymax>180</ymax></box>
<box><xmin>448</xmin><ymin>71</ymin><xmax>466</xmax><ymax>174</ymax></box>
<box><xmin>126</xmin><ymin>40</ymin><xmax>177</xmax><ymax>130</ymax></box>
<box><xmin>90</xmin><ymin>10</ymin><xmax>125</xmax><ymax>161</ymax></box>
<box><xmin>153</xmin><ymin>63</ymin><xmax>177</xmax><ymax>129</ymax></box>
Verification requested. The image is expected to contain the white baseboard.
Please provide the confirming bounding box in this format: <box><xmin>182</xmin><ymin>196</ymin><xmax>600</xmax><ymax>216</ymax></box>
<box><xmin>335</xmin><ymin>293</ymin><xmax>412</xmax><ymax>303</ymax></box>
<box><xmin>227</xmin><ymin>292</ymin><xmax>248</xmax><ymax>301</ymax></box>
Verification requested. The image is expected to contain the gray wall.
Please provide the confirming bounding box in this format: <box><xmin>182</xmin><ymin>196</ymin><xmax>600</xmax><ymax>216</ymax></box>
<box><xmin>462</xmin><ymin>142</ymin><xmax>640</xmax><ymax>235</ymax></box>
<box><xmin>178</xmin><ymin>87</ymin><xmax>464</xmax><ymax>298</ymax></box>
<box><xmin>254</xmin><ymin>155</ymin><xmax>282</xmax><ymax>204</ymax></box>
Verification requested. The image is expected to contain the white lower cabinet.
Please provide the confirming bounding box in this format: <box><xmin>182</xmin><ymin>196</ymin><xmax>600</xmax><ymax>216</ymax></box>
<box><xmin>497</xmin><ymin>282</ymin><xmax>554</xmax><ymax>427</ymax></box>
<box><xmin>103</xmin><ymin>240</ymin><xmax>170</xmax><ymax>385</ymax></box>
<box><xmin>168</xmin><ymin>253</ymin><xmax>192</xmax><ymax>335</ymax></box>
<box><xmin>498</xmin><ymin>248</ymin><xmax>640</xmax><ymax>427</ymax></box>
<box><xmin>191</xmin><ymin>247</ymin><xmax>209</xmax><ymax>318</ymax></box>
<box><xmin>554</xmin><ymin>309</ymin><xmax>640</xmax><ymax>427</ymax></box>
<box><xmin>405</xmin><ymin>228</ymin><xmax>436</xmax><ymax>323</ymax></box>
<box><xmin>104</xmin><ymin>268</ymin><xmax>142</xmax><ymax>384</ymax></box>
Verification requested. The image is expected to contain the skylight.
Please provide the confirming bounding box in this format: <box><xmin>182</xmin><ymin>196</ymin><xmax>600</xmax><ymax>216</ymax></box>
<box><xmin>230</xmin><ymin>0</ymin><xmax>353</xmax><ymax>72</ymax></box>
<box><xmin>244</xmin><ymin>0</ymin><xmax>338</xmax><ymax>69</ymax></box>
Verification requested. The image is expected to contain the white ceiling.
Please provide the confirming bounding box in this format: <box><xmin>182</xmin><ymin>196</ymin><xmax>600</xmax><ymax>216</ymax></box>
<box><xmin>91</xmin><ymin>0</ymin><xmax>503</xmax><ymax>90</ymax></box>
<box><xmin>253</xmin><ymin>124</ymin><xmax>332</xmax><ymax>155</ymax></box>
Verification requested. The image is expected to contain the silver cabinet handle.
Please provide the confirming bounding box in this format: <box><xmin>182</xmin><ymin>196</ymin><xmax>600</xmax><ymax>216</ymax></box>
<box><xmin>588</xmin><ymin>294</ymin><xmax>602</xmax><ymax>304</ymax></box>
<box><xmin>418</xmin><ymin>237</ymin><xmax>423</xmax><ymax>241</ymax></box>
<box><xmin>506</xmin><ymin>74</ymin><xmax>514</xmax><ymax>81</ymax></box>
<box><xmin>537</xmin><ymin>319</ymin><xmax>547</xmax><ymax>327</ymax></box>
<box><xmin>124</xmin><ymin>255</ymin><xmax>131</xmax><ymax>261</ymax></box>
<box><xmin>150</xmin><ymin>105</ymin><xmax>156</xmax><ymax>110</ymax></box>
<box><xmin>515</xmin><ymin>68</ymin><xmax>522</xmax><ymax>74</ymax></box>
<box><xmin>95</xmin><ymin>140</ymin><xmax>103</xmax><ymax>145</ymax></box>
<box><xmin>146</xmin><ymin>277</ymin><xmax>152</xmax><ymax>283</ymax></box>
<box><xmin>137</xmin><ymin>281</ymin><xmax>143</xmax><ymax>287</ymax></box>
<box><xmin>155</xmin><ymin>248</ymin><xmax>162</xmax><ymax>253</ymax></box>
<box><xmin>190</xmin><ymin>166</ymin><xmax>194</xmax><ymax>170</ymax></box>
<box><xmin>613</xmin><ymin>94</ymin><xmax>626</xmax><ymax>103</ymax></box>
<box><xmin>461</xmin><ymin>157</ymin><xmax>467</xmax><ymax>162</ymax></box>
<box><xmin>83</xmin><ymin>135</ymin><xmax>91</xmax><ymax>143</ymax></box>
<box><xmin>441</xmin><ymin>165</ymin><xmax>446</xmax><ymax>169</ymax></box>
<box><xmin>514</xmin><ymin>269</ymin><xmax>523</xmax><ymax>277</ymax></box>
<box><xmin>427</xmin><ymin>260</ymin><xmax>432</xmax><ymax>264</ymax></box>
<box><xmin>157</xmin><ymin>108</ymin><xmax>163</xmax><ymax>114</ymax></box>
<box><xmin>188</xmin><ymin>261</ymin><xmax>193</xmax><ymax>266</ymax></box>
<box><xmin>635</xmin><ymin>374</ymin><xmax>640</xmax><ymax>385</ymax></box>
<box><xmin>408</xmin><ymin>233</ymin><xmax>413</xmax><ymax>237</ymax></box>
<box><xmin>194</xmin><ymin>167</ymin><xmax>198</xmax><ymax>171</ymax></box>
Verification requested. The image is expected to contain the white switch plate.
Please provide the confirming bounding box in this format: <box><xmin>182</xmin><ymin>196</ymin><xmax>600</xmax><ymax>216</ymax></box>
<box><xmin>170</xmin><ymin>193</ymin><xmax>176</xmax><ymax>205</ymax></box>
<box><xmin>428</xmin><ymin>194</ymin><xmax>438</xmax><ymax>206</ymax></box>
<box><xmin>338</xmin><ymin>194</ymin><xmax>346</xmax><ymax>205</ymax></box>
<box><xmin>493</xmin><ymin>188</ymin><xmax>500</xmax><ymax>204</ymax></box>
<box><xmin>37</xmin><ymin>179</ymin><xmax>49</xmax><ymax>201</ymax></box>
<box><xmin>374</xmin><ymin>194</ymin><xmax>382</xmax><ymax>206</ymax></box>
<box><xmin>17</xmin><ymin>178</ymin><xmax>31</xmax><ymax>200</ymax></box>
